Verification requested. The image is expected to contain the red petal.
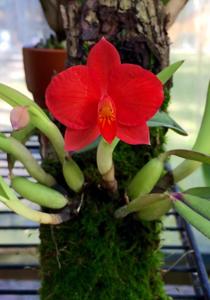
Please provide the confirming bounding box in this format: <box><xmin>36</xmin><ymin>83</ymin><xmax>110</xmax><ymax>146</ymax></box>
<box><xmin>87</xmin><ymin>38</ymin><xmax>121</xmax><ymax>94</ymax></box>
<box><xmin>64</xmin><ymin>126</ymin><xmax>99</xmax><ymax>151</ymax></box>
<box><xmin>97</xmin><ymin>94</ymin><xmax>116</xmax><ymax>143</ymax></box>
<box><xmin>117</xmin><ymin>123</ymin><xmax>150</xmax><ymax>145</ymax></box>
<box><xmin>108</xmin><ymin>64</ymin><xmax>164</xmax><ymax>126</ymax></box>
<box><xmin>46</xmin><ymin>65</ymin><xmax>100</xmax><ymax>130</ymax></box>
<box><xmin>99</xmin><ymin>119</ymin><xmax>117</xmax><ymax>144</ymax></box>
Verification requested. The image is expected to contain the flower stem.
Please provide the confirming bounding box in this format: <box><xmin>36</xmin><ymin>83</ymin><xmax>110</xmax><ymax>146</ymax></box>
<box><xmin>96</xmin><ymin>138</ymin><xmax>119</xmax><ymax>192</ymax></box>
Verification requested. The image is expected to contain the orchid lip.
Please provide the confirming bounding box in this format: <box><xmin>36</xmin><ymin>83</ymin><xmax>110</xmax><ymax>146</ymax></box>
<box><xmin>98</xmin><ymin>94</ymin><xmax>116</xmax><ymax>128</ymax></box>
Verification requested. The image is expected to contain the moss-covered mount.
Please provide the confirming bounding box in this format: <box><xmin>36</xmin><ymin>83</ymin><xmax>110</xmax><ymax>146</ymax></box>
<box><xmin>40</xmin><ymin>136</ymin><xmax>170</xmax><ymax>300</ymax></box>
<box><xmin>39</xmin><ymin>1</ymin><xmax>171</xmax><ymax>298</ymax></box>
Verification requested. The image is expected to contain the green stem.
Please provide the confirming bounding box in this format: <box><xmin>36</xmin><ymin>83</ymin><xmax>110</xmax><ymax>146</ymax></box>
<box><xmin>96</xmin><ymin>138</ymin><xmax>119</xmax><ymax>192</ymax></box>
<box><xmin>97</xmin><ymin>138</ymin><xmax>119</xmax><ymax>175</ymax></box>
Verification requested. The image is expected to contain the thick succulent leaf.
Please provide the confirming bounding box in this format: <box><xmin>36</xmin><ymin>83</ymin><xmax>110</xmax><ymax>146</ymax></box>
<box><xmin>157</xmin><ymin>60</ymin><xmax>184</xmax><ymax>84</ymax></box>
<box><xmin>0</xmin><ymin>83</ymin><xmax>65</xmax><ymax>164</ymax></box>
<box><xmin>148</xmin><ymin>111</ymin><xmax>187</xmax><ymax>136</ymax></box>
<box><xmin>0</xmin><ymin>176</ymin><xmax>17</xmax><ymax>201</ymax></box>
<box><xmin>174</xmin><ymin>199</ymin><xmax>210</xmax><ymax>239</ymax></box>
<box><xmin>184</xmin><ymin>187</ymin><xmax>210</xmax><ymax>199</ymax></box>
<box><xmin>114</xmin><ymin>193</ymin><xmax>167</xmax><ymax>219</ymax></box>
<box><xmin>0</xmin><ymin>83</ymin><xmax>48</xmax><ymax>120</ymax></box>
<box><xmin>202</xmin><ymin>164</ymin><xmax>210</xmax><ymax>186</ymax></box>
<box><xmin>8</xmin><ymin>123</ymin><xmax>36</xmax><ymax>170</ymax></box>
<box><xmin>182</xmin><ymin>194</ymin><xmax>210</xmax><ymax>220</ymax></box>
<box><xmin>168</xmin><ymin>149</ymin><xmax>210</xmax><ymax>164</ymax></box>
<box><xmin>137</xmin><ymin>197</ymin><xmax>172</xmax><ymax>221</ymax></box>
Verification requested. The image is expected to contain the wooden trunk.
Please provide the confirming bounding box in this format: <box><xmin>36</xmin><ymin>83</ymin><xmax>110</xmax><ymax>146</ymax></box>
<box><xmin>39</xmin><ymin>1</ymin><xmax>170</xmax><ymax>299</ymax></box>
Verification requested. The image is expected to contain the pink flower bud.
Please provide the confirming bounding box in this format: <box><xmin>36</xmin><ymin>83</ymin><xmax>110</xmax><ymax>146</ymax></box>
<box><xmin>10</xmin><ymin>106</ymin><xmax>30</xmax><ymax>130</ymax></box>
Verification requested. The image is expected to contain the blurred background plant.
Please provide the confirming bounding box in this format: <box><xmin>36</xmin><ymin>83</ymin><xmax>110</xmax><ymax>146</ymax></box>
<box><xmin>37</xmin><ymin>0</ymin><xmax>66</xmax><ymax>48</ymax></box>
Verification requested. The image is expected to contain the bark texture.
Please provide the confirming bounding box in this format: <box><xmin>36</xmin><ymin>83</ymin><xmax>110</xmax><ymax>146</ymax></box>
<box><xmin>40</xmin><ymin>1</ymin><xmax>171</xmax><ymax>299</ymax></box>
<box><xmin>60</xmin><ymin>0</ymin><xmax>169</xmax><ymax>70</ymax></box>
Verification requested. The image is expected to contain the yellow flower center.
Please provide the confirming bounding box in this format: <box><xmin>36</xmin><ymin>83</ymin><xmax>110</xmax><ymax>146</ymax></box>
<box><xmin>98</xmin><ymin>95</ymin><xmax>116</xmax><ymax>127</ymax></box>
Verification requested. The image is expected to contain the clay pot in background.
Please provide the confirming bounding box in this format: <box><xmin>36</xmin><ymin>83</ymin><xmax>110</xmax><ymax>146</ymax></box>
<box><xmin>22</xmin><ymin>47</ymin><xmax>67</xmax><ymax>108</ymax></box>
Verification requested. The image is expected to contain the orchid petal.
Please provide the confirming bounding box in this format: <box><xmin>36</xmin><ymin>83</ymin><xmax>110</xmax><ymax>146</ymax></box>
<box><xmin>117</xmin><ymin>123</ymin><xmax>150</xmax><ymax>145</ymax></box>
<box><xmin>99</xmin><ymin>119</ymin><xmax>117</xmax><ymax>144</ymax></box>
<box><xmin>108</xmin><ymin>64</ymin><xmax>164</xmax><ymax>126</ymax></box>
<box><xmin>64</xmin><ymin>126</ymin><xmax>99</xmax><ymax>151</ymax></box>
<box><xmin>87</xmin><ymin>38</ymin><xmax>121</xmax><ymax>93</ymax></box>
<box><xmin>46</xmin><ymin>66</ymin><xmax>100</xmax><ymax>130</ymax></box>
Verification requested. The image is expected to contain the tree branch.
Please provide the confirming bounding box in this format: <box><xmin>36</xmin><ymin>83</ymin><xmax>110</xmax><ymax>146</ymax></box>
<box><xmin>165</xmin><ymin>0</ymin><xmax>189</xmax><ymax>29</ymax></box>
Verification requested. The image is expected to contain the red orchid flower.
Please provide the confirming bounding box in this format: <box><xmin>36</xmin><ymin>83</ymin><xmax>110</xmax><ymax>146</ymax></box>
<box><xmin>46</xmin><ymin>38</ymin><xmax>164</xmax><ymax>151</ymax></box>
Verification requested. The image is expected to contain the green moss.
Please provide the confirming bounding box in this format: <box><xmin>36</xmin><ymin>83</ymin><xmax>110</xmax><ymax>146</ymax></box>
<box><xmin>40</xmin><ymin>182</ymin><xmax>169</xmax><ymax>300</ymax></box>
<box><xmin>39</xmin><ymin>133</ymin><xmax>170</xmax><ymax>300</ymax></box>
<box><xmin>39</xmin><ymin>35</ymin><xmax>171</xmax><ymax>300</ymax></box>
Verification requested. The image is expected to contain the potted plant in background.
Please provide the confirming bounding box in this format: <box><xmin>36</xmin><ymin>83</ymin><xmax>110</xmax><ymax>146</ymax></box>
<box><xmin>22</xmin><ymin>0</ymin><xmax>67</xmax><ymax>108</ymax></box>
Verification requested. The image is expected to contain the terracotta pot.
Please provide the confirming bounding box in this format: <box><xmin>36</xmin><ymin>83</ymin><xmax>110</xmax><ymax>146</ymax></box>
<box><xmin>22</xmin><ymin>47</ymin><xmax>67</xmax><ymax>108</ymax></box>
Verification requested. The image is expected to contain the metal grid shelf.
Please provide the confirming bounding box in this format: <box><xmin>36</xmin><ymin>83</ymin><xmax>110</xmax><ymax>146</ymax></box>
<box><xmin>0</xmin><ymin>135</ymin><xmax>209</xmax><ymax>299</ymax></box>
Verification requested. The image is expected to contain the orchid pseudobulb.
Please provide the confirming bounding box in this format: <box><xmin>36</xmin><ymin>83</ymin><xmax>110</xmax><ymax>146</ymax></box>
<box><xmin>46</xmin><ymin>38</ymin><xmax>164</xmax><ymax>151</ymax></box>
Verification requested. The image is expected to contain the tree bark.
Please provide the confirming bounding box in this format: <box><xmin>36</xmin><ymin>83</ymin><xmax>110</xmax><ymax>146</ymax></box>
<box><xmin>40</xmin><ymin>1</ymin><xmax>173</xmax><ymax>299</ymax></box>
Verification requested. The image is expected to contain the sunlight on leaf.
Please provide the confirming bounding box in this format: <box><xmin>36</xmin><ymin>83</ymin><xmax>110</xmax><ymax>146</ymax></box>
<box><xmin>148</xmin><ymin>111</ymin><xmax>187</xmax><ymax>136</ymax></box>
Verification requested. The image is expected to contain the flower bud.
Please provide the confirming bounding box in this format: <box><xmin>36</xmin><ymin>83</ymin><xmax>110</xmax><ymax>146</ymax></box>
<box><xmin>11</xmin><ymin>176</ymin><xmax>68</xmax><ymax>209</ymax></box>
<box><xmin>10</xmin><ymin>106</ymin><xmax>30</xmax><ymax>130</ymax></box>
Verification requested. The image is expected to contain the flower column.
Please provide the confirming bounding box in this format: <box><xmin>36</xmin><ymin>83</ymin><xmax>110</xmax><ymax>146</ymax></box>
<box><xmin>40</xmin><ymin>1</ymin><xmax>172</xmax><ymax>299</ymax></box>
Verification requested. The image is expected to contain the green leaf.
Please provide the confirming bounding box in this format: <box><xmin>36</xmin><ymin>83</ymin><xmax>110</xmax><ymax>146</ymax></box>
<box><xmin>0</xmin><ymin>83</ymin><xmax>48</xmax><ymax>120</ymax></box>
<box><xmin>137</xmin><ymin>196</ymin><xmax>172</xmax><ymax>221</ymax></box>
<box><xmin>167</xmin><ymin>149</ymin><xmax>210</xmax><ymax>164</ymax></box>
<box><xmin>174</xmin><ymin>199</ymin><xmax>210</xmax><ymax>239</ymax></box>
<box><xmin>157</xmin><ymin>60</ymin><xmax>184</xmax><ymax>84</ymax></box>
<box><xmin>184</xmin><ymin>187</ymin><xmax>210</xmax><ymax>199</ymax></box>
<box><xmin>0</xmin><ymin>176</ymin><xmax>17</xmax><ymax>201</ymax></box>
<box><xmin>114</xmin><ymin>193</ymin><xmax>166</xmax><ymax>218</ymax></box>
<box><xmin>182</xmin><ymin>194</ymin><xmax>210</xmax><ymax>220</ymax></box>
<box><xmin>0</xmin><ymin>83</ymin><xmax>66</xmax><ymax>164</ymax></box>
<box><xmin>148</xmin><ymin>111</ymin><xmax>188</xmax><ymax>136</ymax></box>
<box><xmin>8</xmin><ymin>123</ymin><xmax>36</xmax><ymax>171</ymax></box>
<box><xmin>161</xmin><ymin>0</ymin><xmax>170</xmax><ymax>4</ymax></box>
<box><xmin>202</xmin><ymin>164</ymin><xmax>210</xmax><ymax>186</ymax></box>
